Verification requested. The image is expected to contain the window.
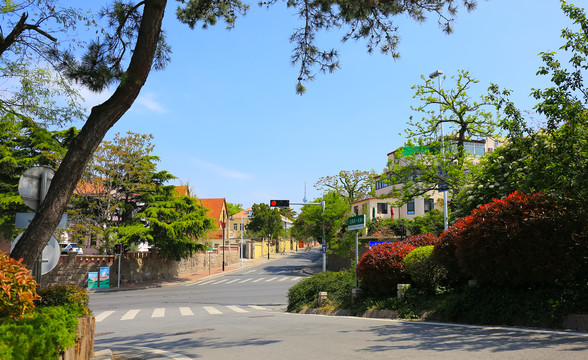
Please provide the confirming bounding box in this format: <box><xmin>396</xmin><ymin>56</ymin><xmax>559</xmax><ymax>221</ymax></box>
<box><xmin>424</xmin><ymin>198</ymin><xmax>434</xmax><ymax>213</ymax></box>
<box><xmin>377</xmin><ymin>203</ymin><xmax>388</xmax><ymax>214</ymax></box>
<box><xmin>240</xmin><ymin>223</ymin><xmax>244</xmax><ymax>231</ymax></box>
<box><xmin>464</xmin><ymin>141</ymin><xmax>485</xmax><ymax>156</ymax></box>
<box><xmin>407</xmin><ymin>199</ymin><xmax>415</xmax><ymax>215</ymax></box>
<box><xmin>233</xmin><ymin>223</ymin><xmax>238</xmax><ymax>231</ymax></box>
<box><xmin>354</xmin><ymin>206</ymin><xmax>359</xmax><ymax>215</ymax></box>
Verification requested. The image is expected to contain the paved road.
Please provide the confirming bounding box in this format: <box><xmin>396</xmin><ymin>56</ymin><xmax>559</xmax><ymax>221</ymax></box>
<box><xmin>91</xmin><ymin>249</ymin><xmax>588</xmax><ymax>359</ymax></box>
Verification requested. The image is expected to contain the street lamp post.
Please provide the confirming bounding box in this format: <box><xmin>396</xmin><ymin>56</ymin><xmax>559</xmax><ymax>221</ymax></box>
<box><xmin>429</xmin><ymin>69</ymin><xmax>448</xmax><ymax>232</ymax></box>
<box><xmin>221</xmin><ymin>212</ymin><xmax>227</xmax><ymax>271</ymax></box>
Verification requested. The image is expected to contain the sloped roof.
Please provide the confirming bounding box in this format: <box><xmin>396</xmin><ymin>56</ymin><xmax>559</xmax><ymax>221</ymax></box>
<box><xmin>74</xmin><ymin>179</ymin><xmax>109</xmax><ymax>196</ymax></box>
<box><xmin>174</xmin><ymin>186</ymin><xmax>190</xmax><ymax>197</ymax></box>
<box><xmin>197</xmin><ymin>198</ymin><xmax>227</xmax><ymax>228</ymax></box>
<box><xmin>232</xmin><ymin>207</ymin><xmax>252</xmax><ymax>218</ymax></box>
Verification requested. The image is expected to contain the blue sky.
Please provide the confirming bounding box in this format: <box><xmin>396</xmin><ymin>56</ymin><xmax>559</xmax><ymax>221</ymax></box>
<box><xmin>74</xmin><ymin>0</ymin><xmax>578</xmax><ymax>210</ymax></box>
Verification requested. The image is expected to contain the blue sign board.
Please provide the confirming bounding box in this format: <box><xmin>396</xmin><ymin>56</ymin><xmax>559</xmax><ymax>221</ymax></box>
<box><xmin>322</xmin><ymin>245</ymin><xmax>327</xmax><ymax>253</ymax></box>
<box><xmin>368</xmin><ymin>241</ymin><xmax>396</xmax><ymax>249</ymax></box>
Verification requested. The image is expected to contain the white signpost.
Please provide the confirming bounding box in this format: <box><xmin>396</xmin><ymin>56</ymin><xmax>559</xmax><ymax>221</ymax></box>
<box><xmin>13</xmin><ymin>166</ymin><xmax>66</xmax><ymax>284</ymax></box>
<box><xmin>347</xmin><ymin>215</ymin><xmax>366</xmax><ymax>288</ymax></box>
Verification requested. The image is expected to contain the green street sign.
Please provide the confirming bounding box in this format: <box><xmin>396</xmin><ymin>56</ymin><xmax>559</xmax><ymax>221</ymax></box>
<box><xmin>347</xmin><ymin>215</ymin><xmax>366</xmax><ymax>230</ymax></box>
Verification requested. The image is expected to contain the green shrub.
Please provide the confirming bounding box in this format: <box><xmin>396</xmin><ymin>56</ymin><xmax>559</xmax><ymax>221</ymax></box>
<box><xmin>0</xmin><ymin>251</ymin><xmax>39</xmax><ymax>319</ymax></box>
<box><xmin>287</xmin><ymin>270</ymin><xmax>355</xmax><ymax>312</ymax></box>
<box><xmin>356</xmin><ymin>242</ymin><xmax>415</xmax><ymax>297</ymax></box>
<box><xmin>0</xmin><ymin>305</ymin><xmax>78</xmax><ymax>360</ymax></box>
<box><xmin>435</xmin><ymin>284</ymin><xmax>570</xmax><ymax>328</ymax></box>
<box><xmin>404</xmin><ymin>246</ymin><xmax>447</xmax><ymax>292</ymax></box>
<box><xmin>37</xmin><ymin>285</ymin><xmax>92</xmax><ymax>316</ymax></box>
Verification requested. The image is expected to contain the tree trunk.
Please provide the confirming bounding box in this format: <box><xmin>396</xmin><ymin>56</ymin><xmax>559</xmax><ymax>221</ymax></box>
<box><xmin>11</xmin><ymin>0</ymin><xmax>168</xmax><ymax>268</ymax></box>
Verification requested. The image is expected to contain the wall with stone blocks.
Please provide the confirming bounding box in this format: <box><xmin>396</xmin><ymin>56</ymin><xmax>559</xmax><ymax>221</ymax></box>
<box><xmin>41</xmin><ymin>248</ymin><xmax>240</xmax><ymax>289</ymax></box>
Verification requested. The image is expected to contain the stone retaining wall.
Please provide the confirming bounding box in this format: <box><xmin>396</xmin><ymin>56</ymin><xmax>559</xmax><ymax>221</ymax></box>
<box><xmin>41</xmin><ymin>247</ymin><xmax>240</xmax><ymax>288</ymax></box>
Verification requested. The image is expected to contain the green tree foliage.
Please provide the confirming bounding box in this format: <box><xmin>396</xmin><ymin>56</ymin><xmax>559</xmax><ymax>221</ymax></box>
<box><xmin>384</xmin><ymin>70</ymin><xmax>499</xmax><ymax>204</ymax></box>
<box><xmin>291</xmin><ymin>192</ymin><xmax>350</xmax><ymax>255</ymax></box>
<box><xmin>113</xmin><ymin>185</ymin><xmax>215</xmax><ymax>260</ymax></box>
<box><xmin>369</xmin><ymin>210</ymin><xmax>444</xmax><ymax>238</ymax></box>
<box><xmin>465</xmin><ymin>1</ymin><xmax>588</xmax><ymax>216</ymax></box>
<box><xmin>314</xmin><ymin>170</ymin><xmax>375</xmax><ymax>203</ymax></box>
<box><xmin>247</xmin><ymin>203</ymin><xmax>283</xmax><ymax>241</ymax></box>
<box><xmin>0</xmin><ymin>114</ymin><xmax>76</xmax><ymax>239</ymax></box>
<box><xmin>11</xmin><ymin>0</ymin><xmax>481</xmax><ymax>267</ymax></box>
<box><xmin>226</xmin><ymin>202</ymin><xmax>243</xmax><ymax>216</ymax></box>
<box><xmin>0</xmin><ymin>1</ymin><xmax>88</xmax><ymax>126</ymax></box>
<box><xmin>69</xmin><ymin>131</ymin><xmax>173</xmax><ymax>250</ymax></box>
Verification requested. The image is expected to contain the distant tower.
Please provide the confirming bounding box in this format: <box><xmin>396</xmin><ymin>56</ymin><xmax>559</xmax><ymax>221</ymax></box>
<box><xmin>303</xmin><ymin>181</ymin><xmax>308</xmax><ymax>203</ymax></box>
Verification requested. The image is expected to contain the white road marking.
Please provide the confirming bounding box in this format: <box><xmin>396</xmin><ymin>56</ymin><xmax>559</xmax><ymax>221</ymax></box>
<box><xmin>204</xmin><ymin>306</ymin><xmax>222</xmax><ymax>315</ymax></box>
<box><xmin>265</xmin><ymin>277</ymin><xmax>279</xmax><ymax>282</ymax></box>
<box><xmin>210</xmin><ymin>279</ymin><xmax>229</xmax><ymax>285</ymax></box>
<box><xmin>252</xmin><ymin>278</ymin><xmax>265</xmax><ymax>283</ymax></box>
<box><xmin>278</xmin><ymin>277</ymin><xmax>289</xmax><ymax>282</ymax></box>
<box><xmin>227</xmin><ymin>305</ymin><xmax>248</xmax><ymax>313</ymax></box>
<box><xmin>121</xmin><ymin>309</ymin><xmax>140</xmax><ymax>321</ymax></box>
<box><xmin>225</xmin><ymin>278</ymin><xmax>240</xmax><ymax>284</ymax></box>
<box><xmin>95</xmin><ymin>311</ymin><xmax>115</xmax><ymax>322</ymax></box>
<box><xmin>151</xmin><ymin>308</ymin><xmax>165</xmax><ymax>318</ymax></box>
<box><xmin>179</xmin><ymin>307</ymin><xmax>194</xmax><ymax>316</ymax></box>
<box><xmin>249</xmin><ymin>305</ymin><xmax>266</xmax><ymax>310</ymax></box>
<box><xmin>238</xmin><ymin>278</ymin><xmax>252</xmax><ymax>284</ymax></box>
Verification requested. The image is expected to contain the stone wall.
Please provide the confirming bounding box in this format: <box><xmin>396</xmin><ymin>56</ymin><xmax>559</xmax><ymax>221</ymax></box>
<box><xmin>41</xmin><ymin>247</ymin><xmax>240</xmax><ymax>289</ymax></box>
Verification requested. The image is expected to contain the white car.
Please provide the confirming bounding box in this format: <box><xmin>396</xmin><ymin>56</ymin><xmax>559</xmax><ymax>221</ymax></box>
<box><xmin>60</xmin><ymin>243</ymin><xmax>83</xmax><ymax>255</ymax></box>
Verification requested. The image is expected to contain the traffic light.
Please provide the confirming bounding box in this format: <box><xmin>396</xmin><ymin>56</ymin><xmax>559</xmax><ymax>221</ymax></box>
<box><xmin>114</xmin><ymin>243</ymin><xmax>122</xmax><ymax>254</ymax></box>
<box><xmin>270</xmin><ymin>200</ymin><xmax>289</xmax><ymax>207</ymax></box>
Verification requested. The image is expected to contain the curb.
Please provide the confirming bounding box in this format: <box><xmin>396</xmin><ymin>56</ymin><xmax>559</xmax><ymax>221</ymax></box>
<box><xmin>91</xmin><ymin>349</ymin><xmax>112</xmax><ymax>360</ymax></box>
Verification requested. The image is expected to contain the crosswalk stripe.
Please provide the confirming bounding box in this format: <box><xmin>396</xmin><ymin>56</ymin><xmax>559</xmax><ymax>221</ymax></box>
<box><xmin>95</xmin><ymin>311</ymin><xmax>115</xmax><ymax>322</ymax></box>
<box><xmin>152</xmin><ymin>308</ymin><xmax>165</xmax><ymax>318</ymax></box>
<box><xmin>121</xmin><ymin>309</ymin><xmax>140</xmax><ymax>321</ymax></box>
<box><xmin>265</xmin><ymin>277</ymin><xmax>279</xmax><ymax>282</ymax></box>
<box><xmin>204</xmin><ymin>306</ymin><xmax>222</xmax><ymax>315</ymax></box>
<box><xmin>249</xmin><ymin>305</ymin><xmax>266</xmax><ymax>310</ymax></box>
<box><xmin>197</xmin><ymin>280</ymin><xmax>215</xmax><ymax>286</ymax></box>
<box><xmin>244</xmin><ymin>270</ymin><xmax>256</xmax><ymax>274</ymax></box>
<box><xmin>227</xmin><ymin>306</ymin><xmax>248</xmax><ymax>313</ymax></box>
<box><xmin>226</xmin><ymin>279</ymin><xmax>240</xmax><ymax>284</ymax></box>
<box><xmin>238</xmin><ymin>278</ymin><xmax>252</xmax><ymax>284</ymax></box>
<box><xmin>179</xmin><ymin>307</ymin><xmax>194</xmax><ymax>316</ymax></box>
<box><xmin>278</xmin><ymin>277</ymin><xmax>289</xmax><ymax>282</ymax></box>
<box><xmin>211</xmin><ymin>279</ymin><xmax>229</xmax><ymax>285</ymax></box>
<box><xmin>290</xmin><ymin>276</ymin><xmax>302</xmax><ymax>281</ymax></box>
<box><xmin>252</xmin><ymin>278</ymin><xmax>265</xmax><ymax>283</ymax></box>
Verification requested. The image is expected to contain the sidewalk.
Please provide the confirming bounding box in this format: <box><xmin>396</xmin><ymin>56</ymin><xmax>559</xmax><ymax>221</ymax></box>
<box><xmin>89</xmin><ymin>254</ymin><xmax>286</xmax><ymax>292</ymax></box>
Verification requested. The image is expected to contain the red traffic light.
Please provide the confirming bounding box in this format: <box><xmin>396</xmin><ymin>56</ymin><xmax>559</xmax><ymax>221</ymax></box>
<box><xmin>270</xmin><ymin>200</ymin><xmax>289</xmax><ymax>207</ymax></box>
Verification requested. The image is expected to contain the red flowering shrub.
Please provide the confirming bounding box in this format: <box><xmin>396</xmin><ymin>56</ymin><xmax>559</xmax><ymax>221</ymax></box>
<box><xmin>357</xmin><ymin>242</ymin><xmax>415</xmax><ymax>296</ymax></box>
<box><xmin>404</xmin><ymin>233</ymin><xmax>440</xmax><ymax>248</ymax></box>
<box><xmin>0</xmin><ymin>251</ymin><xmax>39</xmax><ymax>319</ymax></box>
<box><xmin>433</xmin><ymin>191</ymin><xmax>587</xmax><ymax>286</ymax></box>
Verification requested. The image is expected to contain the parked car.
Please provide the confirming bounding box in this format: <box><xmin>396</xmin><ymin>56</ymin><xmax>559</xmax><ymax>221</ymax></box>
<box><xmin>59</xmin><ymin>242</ymin><xmax>83</xmax><ymax>255</ymax></box>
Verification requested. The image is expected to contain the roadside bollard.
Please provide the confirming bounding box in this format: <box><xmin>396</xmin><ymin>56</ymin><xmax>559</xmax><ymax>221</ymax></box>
<box><xmin>318</xmin><ymin>291</ymin><xmax>328</xmax><ymax>307</ymax></box>
<box><xmin>397</xmin><ymin>284</ymin><xmax>411</xmax><ymax>300</ymax></box>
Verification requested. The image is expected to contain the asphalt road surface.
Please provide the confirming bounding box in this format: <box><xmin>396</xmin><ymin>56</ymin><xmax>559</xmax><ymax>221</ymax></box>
<box><xmin>90</xmin><ymin>249</ymin><xmax>588</xmax><ymax>359</ymax></box>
